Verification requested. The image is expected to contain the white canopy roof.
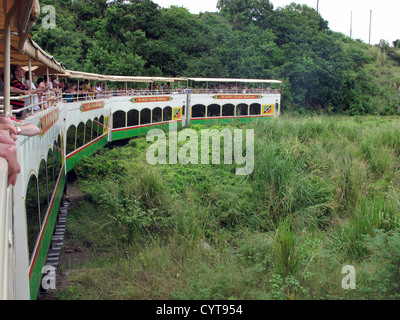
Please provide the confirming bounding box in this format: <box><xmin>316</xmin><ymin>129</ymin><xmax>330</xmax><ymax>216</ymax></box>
<box><xmin>188</xmin><ymin>78</ymin><xmax>283</xmax><ymax>84</ymax></box>
<box><xmin>62</xmin><ymin>73</ymin><xmax>284</xmax><ymax>84</ymax></box>
<box><xmin>64</xmin><ymin>70</ymin><xmax>187</xmax><ymax>83</ymax></box>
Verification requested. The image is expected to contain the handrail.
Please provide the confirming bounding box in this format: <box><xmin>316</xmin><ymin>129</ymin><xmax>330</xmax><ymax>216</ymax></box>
<box><xmin>59</xmin><ymin>88</ymin><xmax>281</xmax><ymax>103</ymax></box>
<box><xmin>0</xmin><ymin>91</ymin><xmax>60</xmax><ymax>116</ymax></box>
<box><xmin>0</xmin><ymin>88</ymin><xmax>281</xmax><ymax>118</ymax></box>
<box><xmin>0</xmin><ymin>157</ymin><xmax>12</xmax><ymax>300</ymax></box>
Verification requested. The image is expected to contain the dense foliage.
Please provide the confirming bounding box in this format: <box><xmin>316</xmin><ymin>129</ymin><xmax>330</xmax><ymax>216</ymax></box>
<box><xmin>32</xmin><ymin>0</ymin><xmax>400</xmax><ymax>114</ymax></box>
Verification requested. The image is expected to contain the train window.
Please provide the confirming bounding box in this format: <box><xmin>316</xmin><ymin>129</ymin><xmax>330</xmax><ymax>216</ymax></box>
<box><xmin>93</xmin><ymin>117</ymin><xmax>99</xmax><ymax>138</ymax></box>
<box><xmin>76</xmin><ymin>122</ymin><xmax>85</xmax><ymax>148</ymax></box>
<box><xmin>38</xmin><ymin>159</ymin><xmax>49</xmax><ymax>219</ymax></box>
<box><xmin>57</xmin><ymin>134</ymin><xmax>62</xmax><ymax>174</ymax></box>
<box><xmin>99</xmin><ymin>116</ymin><xmax>105</xmax><ymax>135</ymax></box>
<box><xmin>250</xmin><ymin>103</ymin><xmax>261</xmax><ymax>115</ymax></box>
<box><xmin>25</xmin><ymin>174</ymin><xmax>40</xmax><ymax>261</ymax></box>
<box><xmin>152</xmin><ymin>107</ymin><xmax>162</xmax><ymax>123</ymax></box>
<box><xmin>113</xmin><ymin>111</ymin><xmax>126</xmax><ymax>129</ymax></box>
<box><xmin>53</xmin><ymin>135</ymin><xmax>61</xmax><ymax>179</ymax></box>
<box><xmin>140</xmin><ymin>109</ymin><xmax>151</xmax><ymax>125</ymax></box>
<box><xmin>191</xmin><ymin>105</ymin><xmax>206</xmax><ymax>118</ymax></box>
<box><xmin>236</xmin><ymin>104</ymin><xmax>249</xmax><ymax>116</ymax></box>
<box><xmin>163</xmin><ymin>107</ymin><xmax>172</xmax><ymax>122</ymax></box>
<box><xmin>85</xmin><ymin>119</ymin><xmax>93</xmax><ymax>143</ymax></box>
<box><xmin>66</xmin><ymin>125</ymin><xmax>76</xmax><ymax>155</ymax></box>
<box><xmin>47</xmin><ymin>148</ymin><xmax>55</xmax><ymax>196</ymax></box>
<box><xmin>128</xmin><ymin>110</ymin><xmax>139</xmax><ymax>127</ymax></box>
<box><xmin>222</xmin><ymin>104</ymin><xmax>235</xmax><ymax>117</ymax></box>
<box><xmin>207</xmin><ymin>104</ymin><xmax>221</xmax><ymax>117</ymax></box>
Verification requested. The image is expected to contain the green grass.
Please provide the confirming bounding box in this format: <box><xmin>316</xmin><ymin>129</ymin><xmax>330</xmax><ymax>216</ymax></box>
<box><xmin>58</xmin><ymin>115</ymin><xmax>400</xmax><ymax>300</ymax></box>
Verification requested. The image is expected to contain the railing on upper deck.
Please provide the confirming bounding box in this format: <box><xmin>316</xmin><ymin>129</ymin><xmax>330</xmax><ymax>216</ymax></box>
<box><xmin>0</xmin><ymin>91</ymin><xmax>60</xmax><ymax>118</ymax></box>
<box><xmin>60</xmin><ymin>87</ymin><xmax>280</xmax><ymax>103</ymax></box>
<box><xmin>0</xmin><ymin>87</ymin><xmax>281</xmax><ymax>117</ymax></box>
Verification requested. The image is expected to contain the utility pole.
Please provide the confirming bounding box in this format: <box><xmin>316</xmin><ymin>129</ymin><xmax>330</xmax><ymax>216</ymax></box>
<box><xmin>317</xmin><ymin>0</ymin><xmax>319</xmax><ymax>13</ymax></box>
<box><xmin>369</xmin><ymin>10</ymin><xmax>372</xmax><ymax>44</ymax></box>
<box><xmin>350</xmin><ymin>11</ymin><xmax>353</xmax><ymax>38</ymax></box>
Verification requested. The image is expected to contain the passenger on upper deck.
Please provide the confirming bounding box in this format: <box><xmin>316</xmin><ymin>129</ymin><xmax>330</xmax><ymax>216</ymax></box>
<box><xmin>1</xmin><ymin>71</ymin><xmax>33</xmax><ymax>106</ymax></box>
<box><xmin>64</xmin><ymin>82</ymin><xmax>78</xmax><ymax>103</ymax></box>
<box><xmin>59</xmin><ymin>79</ymin><xmax>66</xmax><ymax>93</ymax></box>
<box><xmin>25</xmin><ymin>71</ymin><xmax>50</xmax><ymax>112</ymax></box>
<box><xmin>10</xmin><ymin>65</ymin><xmax>34</xmax><ymax>116</ymax></box>
<box><xmin>82</xmin><ymin>80</ymin><xmax>98</xmax><ymax>99</ymax></box>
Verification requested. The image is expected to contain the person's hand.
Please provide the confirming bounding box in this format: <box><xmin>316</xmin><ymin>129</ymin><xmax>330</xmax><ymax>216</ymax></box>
<box><xmin>0</xmin><ymin>124</ymin><xmax>19</xmax><ymax>142</ymax></box>
<box><xmin>0</xmin><ymin>130</ymin><xmax>20</xmax><ymax>186</ymax></box>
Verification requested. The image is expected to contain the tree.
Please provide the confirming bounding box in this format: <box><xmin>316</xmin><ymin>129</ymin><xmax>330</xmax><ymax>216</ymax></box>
<box><xmin>271</xmin><ymin>3</ymin><xmax>328</xmax><ymax>46</ymax></box>
<box><xmin>217</xmin><ymin>0</ymin><xmax>274</xmax><ymax>30</ymax></box>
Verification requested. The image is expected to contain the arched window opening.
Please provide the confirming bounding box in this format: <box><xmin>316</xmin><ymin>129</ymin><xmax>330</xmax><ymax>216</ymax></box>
<box><xmin>76</xmin><ymin>122</ymin><xmax>85</xmax><ymax>149</ymax></box>
<box><xmin>93</xmin><ymin>117</ymin><xmax>99</xmax><ymax>138</ymax></box>
<box><xmin>250</xmin><ymin>103</ymin><xmax>261</xmax><ymax>115</ymax></box>
<box><xmin>128</xmin><ymin>110</ymin><xmax>139</xmax><ymax>127</ymax></box>
<box><xmin>113</xmin><ymin>111</ymin><xmax>126</xmax><ymax>129</ymax></box>
<box><xmin>207</xmin><ymin>104</ymin><xmax>221</xmax><ymax>117</ymax></box>
<box><xmin>99</xmin><ymin>116</ymin><xmax>105</xmax><ymax>136</ymax></box>
<box><xmin>191</xmin><ymin>104</ymin><xmax>206</xmax><ymax>118</ymax></box>
<box><xmin>222</xmin><ymin>104</ymin><xmax>235</xmax><ymax>117</ymax></box>
<box><xmin>25</xmin><ymin>174</ymin><xmax>40</xmax><ymax>261</ymax></box>
<box><xmin>47</xmin><ymin>148</ymin><xmax>55</xmax><ymax>197</ymax></box>
<box><xmin>38</xmin><ymin>159</ymin><xmax>49</xmax><ymax>220</ymax></box>
<box><xmin>66</xmin><ymin>125</ymin><xmax>76</xmax><ymax>155</ymax></box>
<box><xmin>163</xmin><ymin>107</ymin><xmax>172</xmax><ymax>122</ymax></box>
<box><xmin>53</xmin><ymin>135</ymin><xmax>61</xmax><ymax>179</ymax></box>
<box><xmin>236</xmin><ymin>104</ymin><xmax>249</xmax><ymax>116</ymax></box>
<box><xmin>140</xmin><ymin>109</ymin><xmax>151</xmax><ymax>125</ymax></box>
<box><xmin>85</xmin><ymin>119</ymin><xmax>93</xmax><ymax>143</ymax></box>
<box><xmin>152</xmin><ymin>107</ymin><xmax>162</xmax><ymax>123</ymax></box>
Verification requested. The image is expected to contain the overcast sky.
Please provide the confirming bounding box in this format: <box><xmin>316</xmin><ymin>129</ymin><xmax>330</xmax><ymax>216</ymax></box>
<box><xmin>153</xmin><ymin>0</ymin><xmax>400</xmax><ymax>45</ymax></box>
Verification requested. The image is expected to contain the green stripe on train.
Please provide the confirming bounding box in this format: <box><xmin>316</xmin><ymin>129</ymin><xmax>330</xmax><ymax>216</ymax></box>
<box><xmin>111</xmin><ymin>122</ymin><xmax>183</xmax><ymax>141</ymax></box>
<box><xmin>29</xmin><ymin>173</ymin><xmax>66</xmax><ymax>300</ymax></box>
<box><xmin>66</xmin><ymin>135</ymin><xmax>109</xmax><ymax>172</ymax></box>
<box><xmin>190</xmin><ymin>116</ymin><xmax>273</xmax><ymax>126</ymax></box>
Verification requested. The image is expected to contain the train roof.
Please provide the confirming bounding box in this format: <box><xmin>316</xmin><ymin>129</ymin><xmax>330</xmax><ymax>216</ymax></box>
<box><xmin>187</xmin><ymin>78</ymin><xmax>283</xmax><ymax>84</ymax></box>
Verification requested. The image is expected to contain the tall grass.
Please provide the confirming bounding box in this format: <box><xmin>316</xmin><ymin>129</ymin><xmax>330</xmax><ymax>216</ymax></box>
<box><xmin>62</xmin><ymin>115</ymin><xmax>400</xmax><ymax>300</ymax></box>
<box><xmin>273</xmin><ymin>218</ymin><xmax>299</xmax><ymax>276</ymax></box>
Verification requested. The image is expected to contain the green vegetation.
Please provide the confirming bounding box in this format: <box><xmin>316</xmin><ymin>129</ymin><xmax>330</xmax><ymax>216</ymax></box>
<box><xmin>33</xmin><ymin>0</ymin><xmax>400</xmax><ymax>114</ymax></box>
<box><xmin>30</xmin><ymin>0</ymin><xmax>400</xmax><ymax>301</ymax></box>
<box><xmin>58</xmin><ymin>116</ymin><xmax>400</xmax><ymax>300</ymax></box>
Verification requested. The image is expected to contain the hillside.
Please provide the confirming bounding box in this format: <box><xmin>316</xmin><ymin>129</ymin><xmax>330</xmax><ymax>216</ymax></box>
<box><xmin>31</xmin><ymin>0</ymin><xmax>400</xmax><ymax>114</ymax></box>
